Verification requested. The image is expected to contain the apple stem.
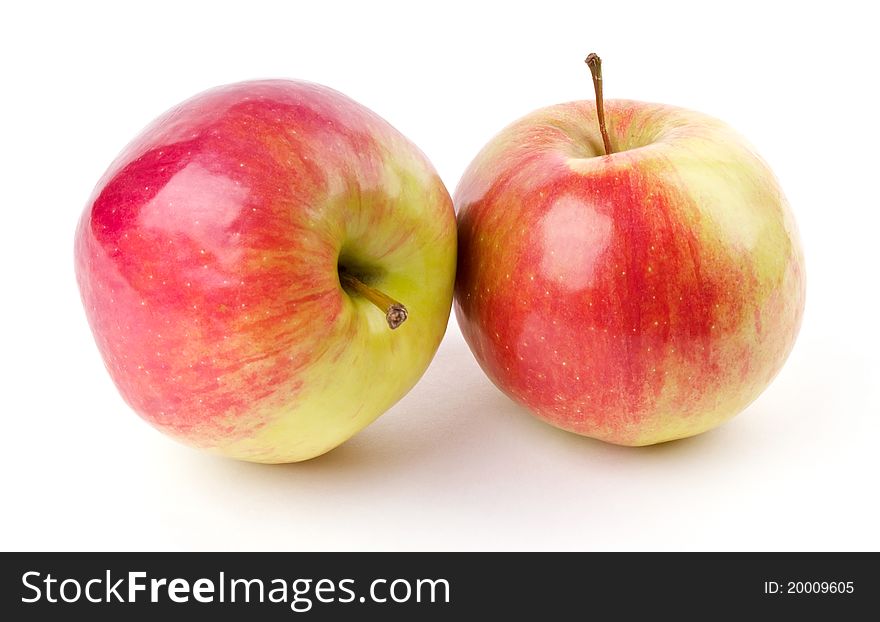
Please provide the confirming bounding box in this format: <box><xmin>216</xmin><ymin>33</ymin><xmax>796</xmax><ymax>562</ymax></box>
<box><xmin>339</xmin><ymin>272</ymin><xmax>408</xmax><ymax>330</ymax></box>
<box><xmin>585</xmin><ymin>52</ymin><xmax>613</xmax><ymax>156</ymax></box>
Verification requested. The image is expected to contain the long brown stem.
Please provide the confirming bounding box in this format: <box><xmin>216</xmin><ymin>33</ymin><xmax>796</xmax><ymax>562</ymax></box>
<box><xmin>340</xmin><ymin>272</ymin><xmax>408</xmax><ymax>329</ymax></box>
<box><xmin>585</xmin><ymin>52</ymin><xmax>613</xmax><ymax>155</ymax></box>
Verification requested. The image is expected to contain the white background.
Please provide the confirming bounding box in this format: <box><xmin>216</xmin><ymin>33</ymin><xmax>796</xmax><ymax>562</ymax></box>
<box><xmin>2</xmin><ymin>0</ymin><xmax>877</xmax><ymax>551</ymax></box>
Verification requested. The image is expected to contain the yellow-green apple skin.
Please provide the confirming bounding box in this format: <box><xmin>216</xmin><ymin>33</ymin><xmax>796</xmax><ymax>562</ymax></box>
<box><xmin>75</xmin><ymin>80</ymin><xmax>456</xmax><ymax>463</ymax></box>
<box><xmin>455</xmin><ymin>99</ymin><xmax>805</xmax><ymax>445</ymax></box>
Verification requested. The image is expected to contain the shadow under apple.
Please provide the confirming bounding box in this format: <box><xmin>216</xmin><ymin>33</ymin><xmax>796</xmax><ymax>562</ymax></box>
<box><xmin>179</xmin><ymin>334</ymin><xmax>746</xmax><ymax>492</ymax></box>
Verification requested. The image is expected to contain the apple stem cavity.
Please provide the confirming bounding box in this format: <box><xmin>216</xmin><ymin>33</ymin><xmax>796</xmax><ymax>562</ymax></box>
<box><xmin>339</xmin><ymin>272</ymin><xmax>408</xmax><ymax>330</ymax></box>
<box><xmin>585</xmin><ymin>52</ymin><xmax>613</xmax><ymax>156</ymax></box>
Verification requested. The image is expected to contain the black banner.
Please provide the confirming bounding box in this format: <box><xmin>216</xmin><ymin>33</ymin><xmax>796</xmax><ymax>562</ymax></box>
<box><xmin>2</xmin><ymin>553</ymin><xmax>876</xmax><ymax>619</ymax></box>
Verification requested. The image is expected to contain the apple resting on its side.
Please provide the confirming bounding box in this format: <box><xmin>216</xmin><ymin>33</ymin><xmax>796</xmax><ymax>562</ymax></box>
<box><xmin>454</xmin><ymin>56</ymin><xmax>805</xmax><ymax>445</ymax></box>
<box><xmin>75</xmin><ymin>80</ymin><xmax>456</xmax><ymax>463</ymax></box>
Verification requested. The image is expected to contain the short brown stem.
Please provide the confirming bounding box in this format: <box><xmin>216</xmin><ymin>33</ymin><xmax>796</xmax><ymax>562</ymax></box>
<box><xmin>585</xmin><ymin>52</ymin><xmax>613</xmax><ymax>156</ymax></box>
<box><xmin>340</xmin><ymin>272</ymin><xmax>408</xmax><ymax>329</ymax></box>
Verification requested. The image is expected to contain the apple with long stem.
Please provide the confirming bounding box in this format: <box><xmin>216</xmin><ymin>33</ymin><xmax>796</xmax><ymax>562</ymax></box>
<box><xmin>454</xmin><ymin>54</ymin><xmax>805</xmax><ymax>445</ymax></box>
<box><xmin>75</xmin><ymin>80</ymin><xmax>456</xmax><ymax>463</ymax></box>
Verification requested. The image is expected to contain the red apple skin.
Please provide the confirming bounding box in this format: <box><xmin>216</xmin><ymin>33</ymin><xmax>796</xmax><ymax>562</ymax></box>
<box><xmin>455</xmin><ymin>100</ymin><xmax>805</xmax><ymax>445</ymax></box>
<box><xmin>75</xmin><ymin>80</ymin><xmax>456</xmax><ymax>462</ymax></box>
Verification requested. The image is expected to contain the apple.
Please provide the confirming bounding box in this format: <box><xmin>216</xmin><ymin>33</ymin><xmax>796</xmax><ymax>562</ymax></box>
<box><xmin>454</xmin><ymin>54</ymin><xmax>805</xmax><ymax>445</ymax></box>
<box><xmin>75</xmin><ymin>80</ymin><xmax>456</xmax><ymax>463</ymax></box>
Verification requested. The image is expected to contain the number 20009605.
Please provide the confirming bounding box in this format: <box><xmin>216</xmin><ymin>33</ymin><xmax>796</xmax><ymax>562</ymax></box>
<box><xmin>764</xmin><ymin>581</ymin><xmax>854</xmax><ymax>594</ymax></box>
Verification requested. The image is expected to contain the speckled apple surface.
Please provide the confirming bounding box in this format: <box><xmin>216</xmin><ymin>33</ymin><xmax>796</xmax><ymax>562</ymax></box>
<box><xmin>75</xmin><ymin>80</ymin><xmax>456</xmax><ymax>463</ymax></box>
<box><xmin>455</xmin><ymin>100</ymin><xmax>805</xmax><ymax>445</ymax></box>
